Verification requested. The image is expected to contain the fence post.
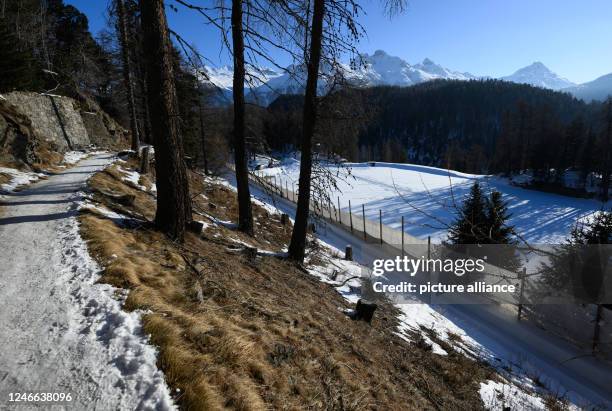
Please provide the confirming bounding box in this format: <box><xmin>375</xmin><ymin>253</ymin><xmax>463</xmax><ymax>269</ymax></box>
<box><xmin>292</xmin><ymin>183</ymin><xmax>295</xmax><ymax>202</ymax></box>
<box><xmin>337</xmin><ymin>197</ymin><xmax>341</xmax><ymax>223</ymax></box>
<box><xmin>427</xmin><ymin>236</ymin><xmax>431</xmax><ymax>275</ymax></box>
<box><xmin>362</xmin><ymin>204</ymin><xmax>366</xmax><ymax>240</ymax></box>
<box><xmin>328</xmin><ymin>199</ymin><xmax>332</xmax><ymax>220</ymax></box>
<box><xmin>401</xmin><ymin>216</ymin><xmax>405</xmax><ymax>257</ymax></box>
<box><xmin>345</xmin><ymin>245</ymin><xmax>353</xmax><ymax>261</ymax></box>
<box><xmin>379</xmin><ymin>209</ymin><xmax>383</xmax><ymax>244</ymax></box>
<box><xmin>349</xmin><ymin>200</ymin><xmax>353</xmax><ymax>233</ymax></box>
<box><xmin>593</xmin><ymin>304</ymin><xmax>603</xmax><ymax>352</ymax></box>
<box><xmin>517</xmin><ymin>267</ymin><xmax>526</xmax><ymax>321</ymax></box>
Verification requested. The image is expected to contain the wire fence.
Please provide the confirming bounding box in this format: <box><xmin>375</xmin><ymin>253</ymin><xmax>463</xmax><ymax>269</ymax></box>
<box><xmin>245</xmin><ymin>167</ymin><xmax>612</xmax><ymax>361</ymax></box>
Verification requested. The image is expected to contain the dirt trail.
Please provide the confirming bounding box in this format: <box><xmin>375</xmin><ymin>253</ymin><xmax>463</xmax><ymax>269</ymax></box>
<box><xmin>0</xmin><ymin>153</ymin><xmax>173</xmax><ymax>410</ymax></box>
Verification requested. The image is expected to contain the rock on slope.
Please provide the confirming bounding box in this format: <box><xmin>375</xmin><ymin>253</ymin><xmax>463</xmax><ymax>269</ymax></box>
<box><xmin>0</xmin><ymin>92</ymin><xmax>128</xmax><ymax>168</ymax></box>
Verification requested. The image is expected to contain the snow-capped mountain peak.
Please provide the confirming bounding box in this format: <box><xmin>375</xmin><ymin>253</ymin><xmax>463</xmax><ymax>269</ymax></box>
<box><xmin>501</xmin><ymin>62</ymin><xmax>576</xmax><ymax>90</ymax></box>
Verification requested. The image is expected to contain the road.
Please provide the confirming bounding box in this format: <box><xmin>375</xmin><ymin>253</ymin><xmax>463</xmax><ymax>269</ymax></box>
<box><xmin>0</xmin><ymin>153</ymin><xmax>173</xmax><ymax>410</ymax></box>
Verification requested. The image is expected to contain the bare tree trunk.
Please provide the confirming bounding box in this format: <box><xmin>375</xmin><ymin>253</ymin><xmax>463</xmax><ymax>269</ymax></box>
<box><xmin>288</xmin><ymin>0</ymin><xmax>325</xmax><ymax>262</ymax></box>
<box><xmin>231</xmin><ymin>0</ymin><xmax>254</xmax><ymax>235</ymax></box>
<box><xmin>198</xmin><ymin>96</ymin><xmax>210</xmax><ymax>175</ymax></box>
<box><xmin>139</xmin><ymin>65</ymin><xmax>153</xmax><ymax>144</ymax></box>
<box><xmin>602</xmin><ymin>99</ymin><xmax>612</xmax><ymax>201</ymax></box>
<box><xmin>116</xmin><ymin>0</ymin><xmax>140</xmax><ymax>151</ymax></box>
<box><xmin>141</xmin><ymin>0</ymin><xmax>192</xmax><ymax>241</ymax></box>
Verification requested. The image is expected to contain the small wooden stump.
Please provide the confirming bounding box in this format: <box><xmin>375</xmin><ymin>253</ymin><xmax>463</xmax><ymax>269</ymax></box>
<box><xmin>354</xmin><ymin>299</ymin><xmax>377</xmax><ymax>323</ymax></box>
<box><xmin>243</xmin><ymin>246</ymin><xmax>258</xmax><ymax>262</ymax></box>
<box><xmin>345</xmin><ymin>245</ymin><xmax>353</xmax><ymax>261</ymax></box>
<box><xmin>308</xmin><ymin>222</ymin><xmax>316</xmax><ymax>233</ymax></box>
<box><xmin>187</xmin><ymin>220</ymin><xmax>204</xmax><ymax>233</ymax></box>
<box><xmin>280</xmin><ymin>213</ymin><xmax>289</xmax><ymax>225</ymax></box>
<box><xmin>140</xmin><ymin>146</ymin><xmax>151</xmax><ymax>174</ymax></box>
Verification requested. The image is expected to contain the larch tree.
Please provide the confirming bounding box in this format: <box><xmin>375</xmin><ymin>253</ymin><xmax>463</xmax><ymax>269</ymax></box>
<box><xmin>231</xmin><ymin>0</ymin><xmax>254</xmax><ymax>235</ymax></box>
<box><xmin>287</xmin><ymin>0</ymin><xmax>326</xmax><ymax>262</ymax></box>
<box><xmin>140</xmin><ymin>0</ymin><xmax>192</xmax><ymax>241</ymax></box>
<box><xmin>115</xmin><ymin>0</ymin><xmax>140</xmax><ymax>151</ymax></box>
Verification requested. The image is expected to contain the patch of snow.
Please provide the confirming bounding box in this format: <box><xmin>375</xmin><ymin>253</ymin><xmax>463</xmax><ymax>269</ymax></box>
<box><xmin>479</xmin><ymin>380</ymin><xmax>546</xmax><ymax>411</ymax></box>
<box><xmin>0</xmin><ymin>166</ymin><xmax>45</xmax><ymax>192</ymax></box>
<box><xmin>61</xmin><ymin>211</ymin><xmax>176</xmax><ymax>410</ymax></box>
<box><xmin>63</xmin><ymin>151</ymin><xmax>90</xmax><ymax>165</ymax></box>
<box><xmin>116</xmin><ymin>165</ymin><xmax>152</xmax><ymax>193</ymax></box>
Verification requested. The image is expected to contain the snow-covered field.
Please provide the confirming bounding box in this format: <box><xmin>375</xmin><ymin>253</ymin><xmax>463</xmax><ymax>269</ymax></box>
<box><xmin>256</xmin><ymin>156</ymin><xmax>606</xmax><ymax>243</ymax></box>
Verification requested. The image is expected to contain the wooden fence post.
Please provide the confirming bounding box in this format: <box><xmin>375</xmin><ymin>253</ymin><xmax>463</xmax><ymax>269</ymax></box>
<box><xmin>379</xmin><ymin>209</ymin><xmax>383</xmax><ymax>244</ymax></box>
<box><xmin>349</xmin><ymin>200</ymin><xmax>353</xmax><ymax>233</ymax></box>
<box><xmin>345</xmin><ymin>245</ymin><xmax>353</xmax><ymax>261</ymax></box>
<box><xmin>517</xmin><ymin>267</ymin><xmax>526</xmax><ymax>321</ymax></box>
<box><xmin>362</xmin><ymin>204</ymin><xmax>366</xmax><ymax>240</ymax></box>
<box><xmin>337</xmin><ymin>197</ymin><xmax>341</xmax><ymax>223</ymax></box>
<box><xmin>401</xmin><ymin>216</ymin><xmax>404</xmax><ymax>257</ymax></box>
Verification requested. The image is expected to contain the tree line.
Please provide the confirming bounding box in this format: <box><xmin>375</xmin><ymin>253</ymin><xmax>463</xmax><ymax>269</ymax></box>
<box><xmin>264</xmin><ymin>80</ymin><xmax>612</xmax><ymax>199</ymax></box>
<box><xmin>1</xmin><ymin>0</ymin><xmax>404</xmax><ymax>263</ymax></box>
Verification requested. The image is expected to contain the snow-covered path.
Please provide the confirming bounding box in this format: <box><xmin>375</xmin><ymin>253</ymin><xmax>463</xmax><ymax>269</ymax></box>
<box><xmin>0</xmin><ymin>154</ymin><xmax>174</xmax><ymax>410</ymax></box>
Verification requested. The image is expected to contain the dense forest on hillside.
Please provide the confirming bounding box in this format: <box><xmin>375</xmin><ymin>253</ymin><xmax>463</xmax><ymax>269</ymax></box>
<box><xmin>265</xmin><ymin>80</ymin><xmax>612</xmax><ymax>196</ymax></box>
<box><xmin>266</xmin><ymin>80</ymin><xmax>596</xmax><ymax>169</ymax></box>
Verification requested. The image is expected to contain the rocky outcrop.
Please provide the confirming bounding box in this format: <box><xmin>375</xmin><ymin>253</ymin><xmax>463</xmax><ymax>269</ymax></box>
<box><xmin>75</xmin><ymin>96</ymin><xmax>129</xmax><ymax>150</ymax></box>
<box><xmin>0</xmin><ymin>95</ymin><xmax>41</xmax><ymax>167</ymax></box>
<box><xmin>0</xmin><ymin>92</ymin><xmax>128</xmax><ymax>168</ymax></box>
<box><xmin>3</xmin><ymin>92</ymin><xmax>90</xmax><ymax>152</ymax></box>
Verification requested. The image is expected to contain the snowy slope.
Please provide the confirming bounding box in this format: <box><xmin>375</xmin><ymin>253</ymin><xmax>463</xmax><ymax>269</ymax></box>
<box><xmin>226</xmin><ymin>168</ymin><xmax>612</xmax><ymax>409</ymax></box>
<box><xmin>501</xmin><ymin>62</ymin><xmax>576</xmax><ymax>90</ymax></box>
<box><xmin>564</xmin><ymin>72</ymin><xmax>612</xmax><ymax>102</ymax></box>
<box><xmin>257</xmin><ymin>158</ymin><xmax>606</xmax><ymax>243</ymax></box>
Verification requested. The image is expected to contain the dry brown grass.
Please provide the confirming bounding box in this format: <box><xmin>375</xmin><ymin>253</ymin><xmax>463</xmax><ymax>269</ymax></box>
<box><xmin>0</xmin><ymin>173</ymin><xmax>10</xmax><ymax>186</ymax></box>
<box><xmin>80</xmin><ymin>163</ymin><xmax>497</xmax><ymax>411</ymax></box>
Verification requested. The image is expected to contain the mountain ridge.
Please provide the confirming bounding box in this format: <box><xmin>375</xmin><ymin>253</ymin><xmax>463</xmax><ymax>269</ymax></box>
<box><xmin>198</xmin><ymin>51</ymin><xmax>611</xmax><ymax>104</ymax></box>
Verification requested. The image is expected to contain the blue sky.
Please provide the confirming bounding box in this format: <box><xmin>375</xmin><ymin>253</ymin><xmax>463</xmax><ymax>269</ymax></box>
<box><xmin>68</xmin><ymin>0</ymin><xmax>612</xmax><ymax>84</ymax></box>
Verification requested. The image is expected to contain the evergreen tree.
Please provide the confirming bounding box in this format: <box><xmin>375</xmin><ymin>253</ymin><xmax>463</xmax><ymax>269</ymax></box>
<box><xmin>570</xmin><ymin>211</ymin><xmax>612</xmax><ymax>245</ymax></box>
<box><xmin>0</xmin><ymin>19</ymin><xmax>41</xmax><ymax>91</ymax></box>
<box><xmin>485</xmin><ymin>191</ymin><xmax>516</xmax><ymax>244</ymax></box>
<box><xmin>448</xmin><ymin>181</ymin><xmax>488</xmax><ymax>244</ymax></box>
<box><xmin>541</xmin><ymin>211</ymin><xmax>612</xmax><ymax>302</ymax></box>
<box><xmin>485</xmin><ymin>190</ymin><xmax>521</xmax><ymax>270</ymax></box>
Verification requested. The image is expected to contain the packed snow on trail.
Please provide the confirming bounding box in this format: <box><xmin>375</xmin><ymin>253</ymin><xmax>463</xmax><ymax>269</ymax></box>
<box><xmin>0</xmin><ymin>153</ymin><xmax>175</xmax><ymax>410</ymax></box>
<box><xmin>252</xmin><ymin>155</ymin><xmax>607</xmax><ymax>243</ymax></box>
